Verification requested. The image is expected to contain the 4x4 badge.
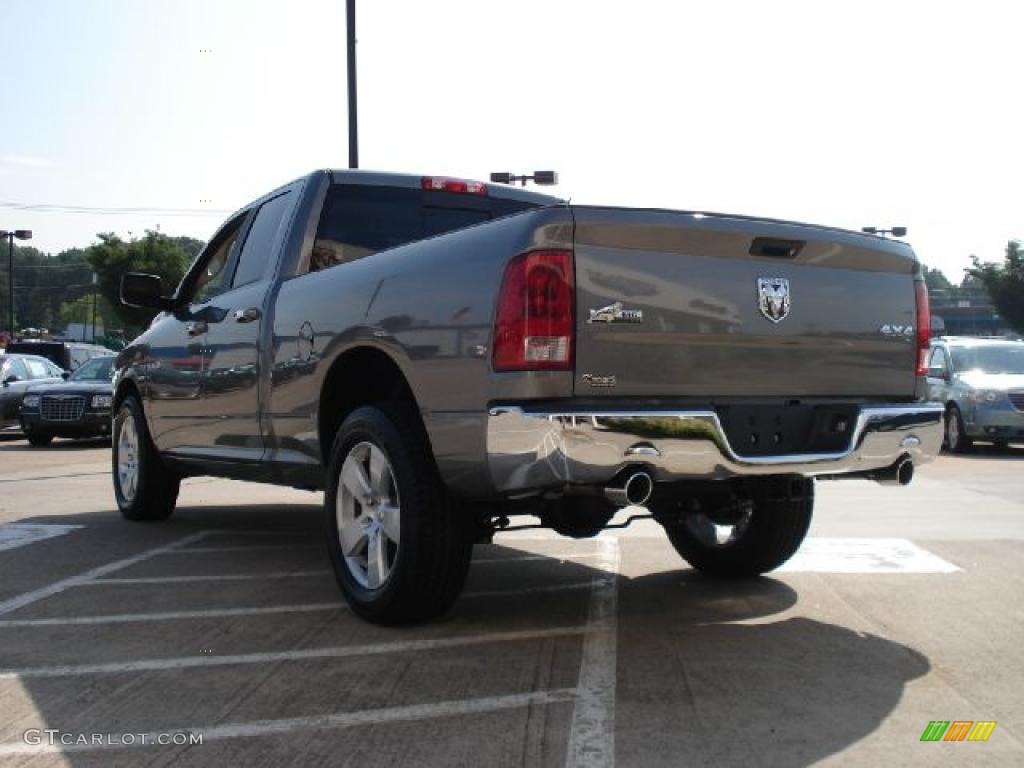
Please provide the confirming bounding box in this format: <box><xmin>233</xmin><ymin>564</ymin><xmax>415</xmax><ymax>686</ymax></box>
<box><xmin>757</xmin><ymin>277</ymin><xmax>791</xmax><ymax>323</ymax></box>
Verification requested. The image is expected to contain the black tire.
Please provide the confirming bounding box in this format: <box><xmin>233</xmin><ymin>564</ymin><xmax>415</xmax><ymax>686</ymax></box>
<box><xmin>325</xmin><ymin>404</ymin><xmax>473</xmax><ymax>625</ymax></box>
<box><xmin>26</xmin><ymin>432</ymin><xmax>53</xmax><ymax>447</ymax></box>
<box><xmin>945</xmin><ymin>405</ymin><xmax>972</xmax><ymax>453</ymax></box>
<box><xmin>661</xmin><ymin>477</ymin><xmax>813</xmax><ymax>578</ymax></box>
<box><xmin>112</xmin><ymin>396</ymin><xmax>179</xmax><ymax>521</ymax></box>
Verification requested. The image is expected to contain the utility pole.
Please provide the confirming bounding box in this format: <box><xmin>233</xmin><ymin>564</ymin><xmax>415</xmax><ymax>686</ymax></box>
<box><xmin>1</xmin><ymin>229</ymin><xmax>33</xmax><ymax>340</ymax></box>
<box><xmin>347</xmin><ymin>0</ymin><xmax>359</xmax><ymax>168</ymax></box>
<box><xmin>91</xmin><ymin>272</ymin><xmax>99</xmax><ymax>342</ymax></box>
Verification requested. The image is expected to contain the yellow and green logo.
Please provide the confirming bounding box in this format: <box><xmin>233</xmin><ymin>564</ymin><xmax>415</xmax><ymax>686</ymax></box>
<box><xmin>921</xmin><ymin>721</ymin><xmax>997</xmax><ymax>742</ymax></box>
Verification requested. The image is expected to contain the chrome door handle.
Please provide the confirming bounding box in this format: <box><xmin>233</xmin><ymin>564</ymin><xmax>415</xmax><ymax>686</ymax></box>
<box><xmin>185</xmin><ymin>321</ymin><xmax>208</xmax><ymax>337</ymax></box>
<box><xmin>233</xmin><ymin>307</ymin><xmax>260</xmax><ymax>323</ymax></box>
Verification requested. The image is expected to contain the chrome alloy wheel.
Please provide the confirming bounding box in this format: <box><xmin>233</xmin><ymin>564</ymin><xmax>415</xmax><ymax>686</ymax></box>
<box><xmin>116</xmin><ymin>412</ymin><xmax>140</xmax><ymax>503</ymax></box>
<box><xmin>683</xmin><ymin>505</ymin><xmax>754</xmax><ymax>548</ymax></box>
<box><xmin>336</xmin><ymin>441</ymin><xmax>401</xmax><ymax>589</ymax></box>
<box><xmin>946</xmin><ymin>409</ymin><xmax>959</xmax><ymax>449</ymax></box>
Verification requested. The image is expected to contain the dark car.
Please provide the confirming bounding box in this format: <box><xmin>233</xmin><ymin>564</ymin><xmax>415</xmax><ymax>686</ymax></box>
<box><xmin>19</xmin><ymin>355</ymin><xmax>115</xmax><ymax>446</ymax></box>
<box><xmin>1</xmin><ymin>353</ymin><xmax>66</xmax><ymax>435</ymax></box>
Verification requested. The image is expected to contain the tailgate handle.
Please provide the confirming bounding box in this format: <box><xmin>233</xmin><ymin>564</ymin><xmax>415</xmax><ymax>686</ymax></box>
<box><xmin>750</xmin><ymin>237</ymin><xmax>804</xmax><ymax>259</ymax></box>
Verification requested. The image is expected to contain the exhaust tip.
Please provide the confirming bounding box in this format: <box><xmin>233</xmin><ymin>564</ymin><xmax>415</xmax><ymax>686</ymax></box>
<box><xmin>624</xmin><ymin>471</ymin><xmax>654</xmax><ymax>506</ymax></box>
<box><xmin>869</xmin><ymin>456</ymin><xmax>914</xmax><ymax>486</ymax></box>
<box><xmin>605</xmin><ymin>469</ymin><xmax>654</xmax><ymax>507</ymax></box>
<box><xmin>897</xmin><ymin>457</ymin><xmax>914</xmax><ymax>486</ymax></box>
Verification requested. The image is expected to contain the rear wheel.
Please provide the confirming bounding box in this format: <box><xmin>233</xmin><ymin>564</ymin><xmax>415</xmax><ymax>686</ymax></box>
<box><xmin>112</xmin><ymin>396</ymin><xmax>179</xmax><ymax>521</ymax></box>
<box><xmin>658</xmin><ymin>477</ymin><xmax>813</xmax><ymax>578</ymax></box>
<box><xmin>26</xmin><ymin>431</ymin><xmax>53</xmax><ymax>447</ymax></box>
<box><xmin>325</xmin><ymin>404</ymin><xmax>473</xmax><ymax>625</ymax></box>
<box><xmin>945</xmin><ymin>405</ymin><xmax>972</xmax><ymax>453</ymax></box>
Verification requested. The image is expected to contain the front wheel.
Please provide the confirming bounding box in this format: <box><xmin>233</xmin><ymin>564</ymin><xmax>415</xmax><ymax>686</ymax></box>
<box><xmin>945</xmin><ymin>405</ymin><xmax>972</xmax><ymax>453</ymax></box>
<box><xmin>324</xmin><ymin>404</ymin><xmax>473</xmax><ymax>625</ymax></box>
<box><xmin>26</xmin><ymin>431</ymin><xmax>54</xmax><ymax>447</ymax></box>
<box><xmin>112</xmin><ymin>396</ymin><xmax>179</xmax><ymax>521</ymax></box>
<box><xmin>658</xmin><ymin>477</ymin><xmax>813</xmax><ymax>578</ymax></box>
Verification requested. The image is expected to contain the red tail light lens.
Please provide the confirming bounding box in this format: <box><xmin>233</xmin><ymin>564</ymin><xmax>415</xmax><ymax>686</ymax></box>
<box><xmin>493</xmin><ymin>249</ymin><xmax>574</xmax><ymax>371</ymax></box>
<box><xmin>915</xmin><ymin>279</ymin><xmax>931</xmax><ymax>375</ymax></box>
<box><xmin>421</xmin><ymin>176</ymin><xmax>487</xmax><ymax>195</ymax></box>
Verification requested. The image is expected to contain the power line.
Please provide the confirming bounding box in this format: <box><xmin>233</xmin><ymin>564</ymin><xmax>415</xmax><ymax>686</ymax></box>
<box><xmin>0</xmin><ymin>200</ymin><xmax>231</xmax><ymax>216</ymax></box>
<box><xmin>12</xmin><ymin>283</ymin><xmax>95</xmax><ymax>292</ymax></box>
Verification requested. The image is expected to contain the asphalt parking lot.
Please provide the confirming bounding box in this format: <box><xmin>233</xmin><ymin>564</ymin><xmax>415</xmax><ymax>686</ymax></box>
<box><xmin>0</xmin><ymin>437</ymin><xmax>1022</xmax><ymax>767</ymax></box>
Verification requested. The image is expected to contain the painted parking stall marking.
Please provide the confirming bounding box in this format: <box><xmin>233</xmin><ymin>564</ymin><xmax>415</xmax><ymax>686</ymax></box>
<box><xmin>779</xmin><ymin>537</ymin><xmax>960</xmax><ymax>574</ymax></box>
<box><xmin>0</xmin><ymin>530</ymin><xmax>964</xmax><ymax>763</ymax></box>
<box><xmin>0</xmin><ymin>531</ymin><xmax>213</xmax><ymax>617</ymax></box>
<box><xmin>0</xmin><ymin>523</ymin><xmax>82</xmax><ymax>552</ymax></box>
<box><xmin>0</xmin><ymin>529</ymin><xmax>623</xmax><ymax>764</ymax></box>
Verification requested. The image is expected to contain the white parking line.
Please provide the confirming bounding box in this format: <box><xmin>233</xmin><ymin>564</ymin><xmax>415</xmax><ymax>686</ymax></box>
<box><xmin>87</xmin><ymin>570</ymin><xmax>331</xmax><ymax>585</ymax></box>
<box><xmin>204</xmin><ymin>530</ymin><xmax>317</xmax><ymax>539</ymax></box>
<box><xmin>0</xmin><ymin>689</ymin><xmax>579</xmax><ymax>754</ymax></box>
<box><xmin>474</xmin><ymin>552</ymin><xmax>603</xmax><ymax>564</ymax></box>
<box><xmin>0</xmin><ymin>523</ymin><xmax>83</xmax><ymax>553</ymax></box>
<box><xmin>162</xmin><ymin>544</ymin><xmax>321</xmax><ymax>554</ymax></box>
<box><xmin>780</xmin><ymin>538</ymin><xmax>961</xmax><ymax>573</ymax></box>
<box><xmin>0</xmin><ymin>581</ymin><xmax>600</xmax><ymax>627</ymax></box>
<box><xmin>0</xmin><ymin>625</ymin><xmax>588</xmax><ymax>679</ymax></box>
<box><xmin>0</xmin><ymin>603</ymin><xmax>345</xmax><ymax>627</ymax></box>
<box><xmin>464</xmin><ymin>582</ymin><xmax>594</xmax><ymax>598</ymax></box>
<box><xmin>566</xmin><ymin>537</ymin><xmax>620</xmax><ymax>768</ymax></box>
<box><xmin>0</xmin><ymin>532</ymin><xmax>212</xmax><ymax>617</ymax></box>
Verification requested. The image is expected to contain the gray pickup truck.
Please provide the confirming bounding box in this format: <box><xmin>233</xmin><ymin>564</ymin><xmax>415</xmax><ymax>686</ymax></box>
<box><xmin>115</xmin><ymin>170</ymin><xmax>943</xmax><ymax>624</ymax></box>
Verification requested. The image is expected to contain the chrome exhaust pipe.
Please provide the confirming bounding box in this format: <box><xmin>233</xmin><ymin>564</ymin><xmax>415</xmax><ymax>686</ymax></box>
<box><xmin>605</xmin><ymin>470</ymin><xmax>654</xmax><ymax>507</ymax></box>
<box><xmin>868</xmin><ymin>456</ymin><xmax>915</xmax><ymax>486</ymax></box>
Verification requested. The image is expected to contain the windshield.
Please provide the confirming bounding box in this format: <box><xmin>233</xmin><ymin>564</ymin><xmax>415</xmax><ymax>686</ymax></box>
<box><xmin>70</xmin><ymin>356</ymin><xmax>114</xmax><ymax>382</ymax></box>
<box><xmin>950</xmin><ymin>344</ymin><xmax>1024</xmax><ymax>375</ymax></box>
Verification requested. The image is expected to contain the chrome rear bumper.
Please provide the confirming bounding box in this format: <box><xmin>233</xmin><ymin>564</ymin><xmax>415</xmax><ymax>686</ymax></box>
<box><xmin>486</xmin><ymin>404</ymin><xmax>944</xmax><ymax>494</ymax></box>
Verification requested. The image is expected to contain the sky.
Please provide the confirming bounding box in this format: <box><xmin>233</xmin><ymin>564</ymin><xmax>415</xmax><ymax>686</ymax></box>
<box><xmin>0</xmin><ymin>0</ymin><xmax>1021</xmax><ymax>282</ymax></box>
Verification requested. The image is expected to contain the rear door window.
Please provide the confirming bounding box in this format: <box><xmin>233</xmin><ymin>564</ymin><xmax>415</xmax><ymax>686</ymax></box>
<box><xmin>231</xmin><ymin>191</ymin><xmax>294</xmax><ymax>288</ymax></box>
<box><xmin>3</xmin><ymin>358</ymin><xmax>29</xmax><ymax>382</ymax></box>
<box><xmin>927</xmin><ymin>348</ymin><xmax>948</xmax><ymax>377</ymax></box>
<box><xmin>24</xmin><ymin>358</ymin><xmax>53</xmax><ymax>379</ymax></box>
<box><xmin>305</xmin><ymin>185</ymin><xmax>537</xmax><ymax>274</ymax></box>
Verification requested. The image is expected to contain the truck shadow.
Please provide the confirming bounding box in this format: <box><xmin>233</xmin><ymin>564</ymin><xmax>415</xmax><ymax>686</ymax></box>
<box><xmin>1</xmin><ymin>508</ymin><xmax>929</xmax><ymax>767</ymax></box>
<box><xmin>613</xmin><ymin>569</ymin><xmax>929</xmax><ymax>767</ymax></box>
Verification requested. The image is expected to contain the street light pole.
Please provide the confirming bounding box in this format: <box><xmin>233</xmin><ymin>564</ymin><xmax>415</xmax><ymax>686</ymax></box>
<box><xmin>347</xmin><ymin>0</ymin><xmax>359</xmax><ymax>169</ymax></box>
<box><xmin>0</xmin><ymin>229</ymin><xmax>33</xmax><ymax>340</ymax></box>
<box><xmin>5</xmin><ymin>234</ymin><xmax>11</xmax><ymax>339</ymax></box>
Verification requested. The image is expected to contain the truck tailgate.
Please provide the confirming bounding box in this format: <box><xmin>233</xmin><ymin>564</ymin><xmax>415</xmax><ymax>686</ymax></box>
<box><xmin>572</xmin><ymin>207</ymin><xmax>920</xmax><ymax>399</ymax></box>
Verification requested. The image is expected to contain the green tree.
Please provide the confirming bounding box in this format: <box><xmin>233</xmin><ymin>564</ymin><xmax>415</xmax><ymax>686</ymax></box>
<box><xmin>968</xmin><ymin>240</ymin><xmax>1024</xmax><ymax>334</ymax></box>
<box><xmin>922</xmin><ymin>265</ymin><xmax>956</xmax><ymax>301</ymax></box>
<box><xmin>87</xmin><ymin>230</ymin><xmax>193</xmax><ymax>330</ymax></box>
<box><xmin>172</xmin><ymin>236</ymin><xmax>205</xmax><ymax>260</ymax></box>
<box><xmin>0</xmin><ymin>244</ymin><xmax>95</xmax><ymax>334</ymax></box>
<box><xmin>58</xmin><ymin>293</ymin><xmax>120</xmax><ymax>340</ymax></box>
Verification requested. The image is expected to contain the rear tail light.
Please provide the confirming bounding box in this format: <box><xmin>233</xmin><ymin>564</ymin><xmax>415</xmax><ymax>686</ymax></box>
<box><xmin>493</xmin><ymin>249</ymin><xmax>574</xmax><ymax>371</ymax></box>
<box><xmin>421</xmin><ymin>176</ymin><xmax>487</xmax><ymax>195</ymax></box>
<box><xmin>914</xmin><ymin>279</ymin><xmax>931</xmax><ymax>375</ymax></box>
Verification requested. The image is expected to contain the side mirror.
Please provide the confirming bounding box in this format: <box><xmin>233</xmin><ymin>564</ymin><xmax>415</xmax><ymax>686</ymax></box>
<box><xmin>121</xmin><ymin>272</ymin><xmax>175</xmax><ymax>310</ymax></box>
<box><xmin>61</xmin><ymin>371</ymin><xmax>71</xmax><ymax>380</ymax></box>
<box><xmin>2</xmin><ymin>375</ymin><xmax>19</xmax><ymax>386</ymax></box>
